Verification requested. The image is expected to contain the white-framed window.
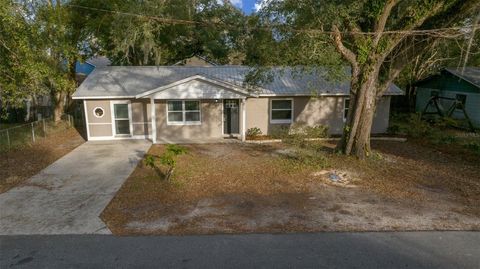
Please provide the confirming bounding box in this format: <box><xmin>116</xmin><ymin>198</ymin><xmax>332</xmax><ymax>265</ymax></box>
<box><xmin>93</xmin><ymin>107</ymin><xmax>105</xmax><ymax>118</ymax></box>
<box><xmin>270</xmin><ymin>99</ymin><xmax>293</xmax><ymax>124</ymax></box>
<box><xmin>343</xmin><ymin>98</ymin><xmax>350</xmax><ymax>121</ymax></box>
<box><xmin>167</xmin><ymin>100</ymin><xmax>201</xmax><ymax>125</ymax></box>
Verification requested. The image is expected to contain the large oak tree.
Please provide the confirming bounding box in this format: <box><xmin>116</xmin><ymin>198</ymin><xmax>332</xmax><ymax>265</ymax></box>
<box><xmin>250</xmin><ymin>0</ymin><xmax>480</xmax><ymax>158</ymax></box>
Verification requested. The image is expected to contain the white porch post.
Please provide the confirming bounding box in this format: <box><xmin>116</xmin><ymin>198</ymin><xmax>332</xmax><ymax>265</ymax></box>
<box><xmin>241</xmin><ymin>98</ymin><xmax>246</xmax><ymax>142</ymax></box>
<box><xmin>150</xmin><ymin>97</ymin><xmax>157</xmax><ymax>143</ymax></box>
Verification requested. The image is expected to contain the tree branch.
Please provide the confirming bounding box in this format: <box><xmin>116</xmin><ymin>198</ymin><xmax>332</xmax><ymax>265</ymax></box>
<box><xmin>331</xmin><ymin>25</ymin><xmax>359</xmax><ymax>69</ymax></box>
<box><xmin>373</xmin><ymin>0</ymin><xmax>399</xmax><ymax>46</ymax></box>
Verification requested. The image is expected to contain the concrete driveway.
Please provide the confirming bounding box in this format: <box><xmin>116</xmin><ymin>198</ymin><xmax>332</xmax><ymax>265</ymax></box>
<box><xmin>0</xmin><ymin>140</ymin><xmax>151</xmax><ymax>235</ymax></box>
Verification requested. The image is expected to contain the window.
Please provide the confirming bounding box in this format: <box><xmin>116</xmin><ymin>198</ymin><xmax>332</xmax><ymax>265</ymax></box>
<box><xmin>344</xmin><ymin>98</ymin><xmax>350</xmax><ymax>121</ymax></box>
<box><xmin>270</xmin><ymin>99</ymin><xmax>293</xmax><ymax>124</ymax></box>
<box><xmin>430</xmin><ymin>90</ymin><xmax>439</xmax><ymax>97</ymax></box>
<box><xmin>93</xmin><ymin>107</ymin><xmax>104</xmax><ymax>118</ymax></box>
<box><xmin>167</xmin><ymin>100</ymin><xmax>201</xmax><ymax>125</ymax></box>
<box><xmin>113</xmin><ymin>103</ymin><xmax>130</xmax><ymax>135</ymax></box>
<box><xmin>455</xmin><ymin>94</ymin><xmax>467</xmax><ymax>109</ymax></box>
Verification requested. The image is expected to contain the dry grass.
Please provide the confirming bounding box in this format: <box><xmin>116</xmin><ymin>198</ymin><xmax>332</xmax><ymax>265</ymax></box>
<box><xmin>102</xmin><ymin>139</ymin><xmax>480</xmax><ymax>235</ymax></box>
<box><xmin>0</xmin><ymin>128</ymin><xmax>85</xmax><ymax>193</ymax></box>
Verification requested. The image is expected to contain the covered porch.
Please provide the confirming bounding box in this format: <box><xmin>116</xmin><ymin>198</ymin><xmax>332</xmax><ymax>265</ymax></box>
<box><xmin>136</xmin><ymin>75</ymin><xmax>253</xmax><ymax>144</ymax></box>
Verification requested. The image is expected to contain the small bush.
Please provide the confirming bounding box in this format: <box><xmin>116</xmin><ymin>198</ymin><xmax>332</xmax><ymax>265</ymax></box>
<box><xmin>144</xmin><ymin>144</ymin><xmax>188</xmax><ymax>181</ymax></box>
<box><xmin>270</xmin><ymin>125</ymin><xmax>290</xmax><ymax>139</ymax></box>
<box><xmin>387</xmin><ymin>124</ymin><xmax>401</xmax><ymax>134</ymax></box>
<box><xmin>464</xmin><ymin>141</ymin><xmax>480</xmax><ymax>154</ymax></box>
<box><xmin>435</xmin><ymin>135</ymin><xmax>457</xmax><ymax>145</ymax></box>
<box><xmin>405</xmin><ymin>113</ymin><xmax>433</xmax><ymax>138</ymax></box>
<box><xmin>246</xmin><ymin>127</ymin><xmax>262</xmax><ymax>138</ymax></box>
<box><xmin>304</xmin><ymin>125</ymin><xmax>329</xmax><ymax>138</ymax></box>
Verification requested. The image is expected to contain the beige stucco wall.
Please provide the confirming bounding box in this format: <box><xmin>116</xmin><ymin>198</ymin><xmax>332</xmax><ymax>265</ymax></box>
<box><xmin>85</xmin><ymin>100</ymin><xmax>113</xmax><ymax>137</ymax></box>
<box><xmin>246</xmin><ymin>96</ymin><xmax>391</xmax><ymax>135</ymax></box>
<box><xmin>85</xmin><ymin>96</ymin><xmax>390</xmax><ymax>140</ymax></box>
<box><xmin>155</xmin><ymin>99</ymin><xmax>223</xmax><ymax>143</ymax></box>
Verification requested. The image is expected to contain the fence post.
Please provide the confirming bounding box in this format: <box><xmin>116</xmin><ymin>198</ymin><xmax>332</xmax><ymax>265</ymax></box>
<box><xmin>31</xmin><ymin>122</ymin><xmax>35</xmax><ymax>143</ymax></box>
<box><xmin>68</xmin><ymin>114</ymin><xmax>72</xmax><ymax>127</ymax></box>
<box><xmin>42</xmin><ymin>119</ymin><xmax>46</xmax><ymax>137</ymax></box>
<box><xmin>6</xmin><ymin>129</ymin><xmax>10</xmax><ymax>150</ymax></box>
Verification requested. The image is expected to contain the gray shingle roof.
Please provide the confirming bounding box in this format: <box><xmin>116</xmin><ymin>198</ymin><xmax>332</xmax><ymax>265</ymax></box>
<box><xmin>72</xmin><ymin>66</ymin><xmax>403</xmax><ymax>98</ymax></box>
<box><xmin>445</xmin><ymin>67</ymin><xmax>480</xmax><ymax>88</ymax></box>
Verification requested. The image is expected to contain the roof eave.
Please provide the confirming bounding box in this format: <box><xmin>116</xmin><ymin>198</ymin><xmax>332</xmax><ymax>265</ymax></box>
<box><xmin>135</xmin><ymin>75</ymin><xmax>258</xmax><ymax>98</ymax></box>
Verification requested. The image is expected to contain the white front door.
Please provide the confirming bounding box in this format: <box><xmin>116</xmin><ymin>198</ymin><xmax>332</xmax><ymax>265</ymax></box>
<box><xmin>113</xmin><ymin>103</ymin><xmax>131</xmax><ymax>135</ymax></box>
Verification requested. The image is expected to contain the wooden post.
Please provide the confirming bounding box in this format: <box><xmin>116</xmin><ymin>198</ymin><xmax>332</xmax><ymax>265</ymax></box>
<box><xmin>31</xmin><ymin>122</ymin><xmax>35</xmax><ymax>143</ymax></box>
<box><xmin>42</xmin><ymin>119</ymin><xmax>46</xmax><ymax>137</ymax></box>
<box><xmin>241</xmin><ymin>98</ymin><xmax>246</xmax><ymax>142</ymax></box>
<box><xmin>150</xmin><ymin>98</ymin><xmax>157</xmax><ymax>143</ymax></box>
<box><xmin>6</xmin><ymin>129</ymin><xmax>10</xmax><ymax>150</ymax></box>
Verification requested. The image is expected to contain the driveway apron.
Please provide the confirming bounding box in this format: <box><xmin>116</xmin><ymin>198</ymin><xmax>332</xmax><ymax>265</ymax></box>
<box><xmin>0</xmin><ymin>140</ymin><xmax>151</xmax><ymax>235</ymax></box>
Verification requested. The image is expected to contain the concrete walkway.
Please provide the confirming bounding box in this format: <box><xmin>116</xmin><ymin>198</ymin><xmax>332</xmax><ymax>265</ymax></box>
<box><xmin>0</xmin><ymin>140</ymin><xmax>151</xmax><ymax>235</ymax></box>
<box><xmin>0</xmin><ymin>232</ymin><xmax>478</xmax><ymax>268</ymax></box>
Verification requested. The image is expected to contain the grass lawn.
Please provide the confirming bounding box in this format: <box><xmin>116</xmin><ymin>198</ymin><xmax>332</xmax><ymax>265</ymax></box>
<box><xmin>0</xmin><ymin>128</ymin><xmax>85</xmax><ymax>193</ymax></box>
<box><xmin>102</xmin><ymin>136</ymin><xmax>480</xmax><ymax>235</ymax></box>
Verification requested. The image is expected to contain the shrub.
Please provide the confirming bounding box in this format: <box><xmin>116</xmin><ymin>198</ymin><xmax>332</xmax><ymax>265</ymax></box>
<box><xmin>270</xmin><ymin>125</ymin><xmax>290</xmax><ymax>139</ymax></box>
<box><xmin>144</xmin><ymin>144</ymin><xmax>188</xmax><ymax>181</ymax></box>
<box><xmin>246</xmin><ymin>127</ymin><xmax>262</xmax><ymax>138</ymax></box>
<box><xmin>464</xmin><ymin>141</ymin><xmax>480</xmax><ymax>154</ymax></box>
<box><xmin>405</xmin><ymin>113</ymin><xmax>433</xmax><ymax>138</ymax></box>
<box><xmin>387</xmin><ymin>124</ymin><xmax>401</xmax><ymax>134</ymax></box>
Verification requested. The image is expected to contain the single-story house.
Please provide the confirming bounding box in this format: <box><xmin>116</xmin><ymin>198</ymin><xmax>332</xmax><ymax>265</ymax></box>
<box><xmin>72</xmin><ymin>66</ymin><xmax>403</xmax><ymax>143</ymax></box>
<box><xmin>415</xmin><ymin>67</ymin><xmax>480</xmax><ymax>128</ymax></box>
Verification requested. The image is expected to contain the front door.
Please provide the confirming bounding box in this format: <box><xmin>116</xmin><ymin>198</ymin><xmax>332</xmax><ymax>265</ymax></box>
<box><xmin>113</xmin><ymin>103</ymin><xmax>131</xmax><ymax>135</ymax></box>
<box><xmin>223</xmin><ymin>99</ymin><xmax>239</xmax><ymax>134</ymax></box>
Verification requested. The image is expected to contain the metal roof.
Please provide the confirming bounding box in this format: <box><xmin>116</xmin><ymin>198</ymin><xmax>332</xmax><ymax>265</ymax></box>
<box><xmin>72</xmin><ymin>66</ymin><xmax>403</xmax><ymax>99</ymax></box>
<box><xmin>445</xmin><ymin>67</ymin><xmax>480</xmax><ymax>89</ymax></box>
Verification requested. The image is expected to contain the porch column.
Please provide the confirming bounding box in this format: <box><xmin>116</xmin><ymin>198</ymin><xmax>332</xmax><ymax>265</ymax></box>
<box><xmin>241</xmin><ymin>98</ymin><xmax>246</xmax><ymax>142</ymax></box>
<box><xmin>150</xmin><ymin>97</ymin><xmax>157</xmax><ymax>143</ymax></box>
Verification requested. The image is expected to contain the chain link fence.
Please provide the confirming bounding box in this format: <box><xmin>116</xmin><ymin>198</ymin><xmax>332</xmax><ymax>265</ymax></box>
<box><xmin>0</xmin><ymin>114</ymin><xmax>75</xmax><ymax>152</ymax></box>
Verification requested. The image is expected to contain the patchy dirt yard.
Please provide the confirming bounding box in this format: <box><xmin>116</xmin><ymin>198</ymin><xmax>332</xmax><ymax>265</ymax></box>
<box><xmin>102</xmin><ymin>140</ymin><xmax>480</xmax><ymax>235</ymax></box>
<box><xmin>0</xmin><ymin>128</ymin><xmax>85</xmax><ymax>193</ymax></box>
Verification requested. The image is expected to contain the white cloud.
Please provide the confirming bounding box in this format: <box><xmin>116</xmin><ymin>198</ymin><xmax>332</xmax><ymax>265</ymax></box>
<box><xmin>229</xmin><ymin>0</ymin><xmax>243</xmax><ymax>8</ymax></box>
<box><xmin>254</xmin><ymin>0</ymin><xmax>276</xmax><ymax>12</ymax></box>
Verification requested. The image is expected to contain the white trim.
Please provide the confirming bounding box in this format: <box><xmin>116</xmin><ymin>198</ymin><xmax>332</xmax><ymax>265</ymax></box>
<box><xmin>72</xmin><ymin>92</ymin><xmax>405</xmax><ymax>100</ymax></box>
<box><xmin>110</xmin><ymin>100</ymin><xmax>133</xmax><ymax>136</ymax></box>
<box><xmin>92</xmin><ymin>107</ymin><xmax>105</xmax><ymax>118</ymax></box>
<box><xmin>150</xmin><ymin>98</ymin><xmax>157</xmax><ymax>144</ymax></box>
<box><xmin>241</xmin><ymin>99</ymin><xmax>246</xmax><ymax>142</ymax></box>
<box><xmin>270</xmin><ymin>98</ymin><xmax>294</xmax><ymax>124</ymax></box>
<box><xmin>166</xmin><ymin>100</ymin><xmax>202</xmax><ymax>126</ymax></box>
<box><xmin>72</xmin><ymin>95</ymin><xmax>134</xmax><ymax>100</ymax></box>
<box><xmin>343</xmin><ymin>97</ymin><xmax>350</xmax><ymax>122</ymax></box>
<box><xmin>83</xmin><ymin>100</ymin><xmax>91</xmax><ymax>140</ymax></box>
<box><xmin>136</xmin><ymin>75</ymin><xmax>255</xmax><ymax>98</ymax></box>
<box><xmin>88</xmin><ymin>123</ymin><xmax>111</xmax><ymax>125</ymax></box>
<box><xmin>87</xmin><ymin>135</ymin><xmax>151</xmax><ymax>141</ymax></box>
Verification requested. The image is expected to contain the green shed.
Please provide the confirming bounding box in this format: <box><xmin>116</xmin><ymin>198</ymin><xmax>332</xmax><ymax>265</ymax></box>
<box><xmin>415</xmin><ymin>67</ymin><xmax>480</xmax><ymax>128</ymax></box>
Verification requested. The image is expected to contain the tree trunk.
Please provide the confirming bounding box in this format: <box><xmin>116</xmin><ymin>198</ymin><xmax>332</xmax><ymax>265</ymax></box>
<box><xmin>337</xmin><ymin>66</ymin><xmax>380</xmax><ymax>159</ymax></box>
<box><xmin>53</xmin><ymin>91</ymin><xmax>66</xmax><ymax>122</ymax></box>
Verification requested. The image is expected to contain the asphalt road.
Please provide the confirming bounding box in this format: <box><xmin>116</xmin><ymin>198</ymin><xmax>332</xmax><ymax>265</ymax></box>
<box><xmin>1</xmin><ymin>232</ymin><xmax>479</xmax><ymax>268</ymax></box>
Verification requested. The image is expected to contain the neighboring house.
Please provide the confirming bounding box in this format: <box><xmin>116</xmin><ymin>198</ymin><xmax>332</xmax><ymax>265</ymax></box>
<box><xmin>415</xmin><ymin>67</ymin><xmax>480</xmax><ymax>128</ymax></box>
<box><xmin>173</xmin><ymin>55</ymin><xmax>218</xmax><ymax>66</ymax></box>
<box><xmin>71</xmin><ymin>66</ymin><xmax>403</xmax><ymax>143</ymax></box>
<box><xmin>75</xmin><ymin>56</ymin><xmax>111</xmax><ymax>83</ymax></box>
